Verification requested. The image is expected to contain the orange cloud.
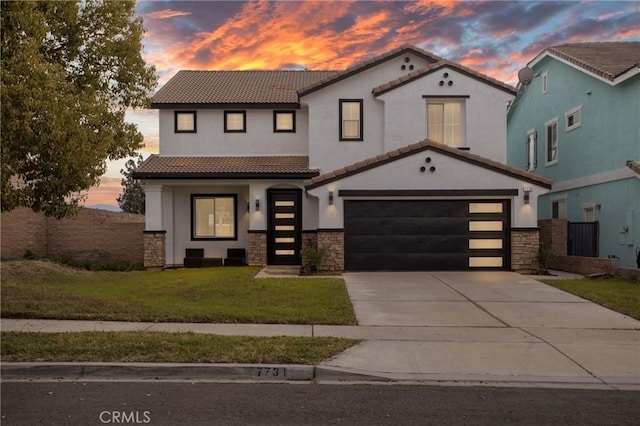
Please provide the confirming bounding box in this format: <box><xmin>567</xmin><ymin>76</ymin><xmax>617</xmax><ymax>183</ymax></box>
<box><xmin>147</xmin><ymin>9</ymin><xmax>192</xmax><ymax>19</ymax></box>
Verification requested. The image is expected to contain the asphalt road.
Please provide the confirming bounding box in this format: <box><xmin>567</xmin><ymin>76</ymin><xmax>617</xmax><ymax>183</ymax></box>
<box><xmin>2</xmin><ymin>382</ymin><xmax>639</xmax><ymax>425</ymax></box>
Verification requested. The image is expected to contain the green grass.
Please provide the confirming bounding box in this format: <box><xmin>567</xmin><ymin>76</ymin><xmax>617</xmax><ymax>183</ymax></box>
<box><xmin>0</xmin><ymin>332</ymin><xmax>358</xmax><ymax>364</ymax></box>
<box><xmin>0</xmin><ymin>260</ymin><xmax>356</xmax><ymax>325</ymax></box>
<box><xmin>541</xmin><ymin>277</ymin><xmax>640</xmax><ymax>320</ymax></box>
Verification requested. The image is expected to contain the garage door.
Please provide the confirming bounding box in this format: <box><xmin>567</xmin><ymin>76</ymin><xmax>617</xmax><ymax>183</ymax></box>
<box><xmin>344</xmin><ymin>200</ymin><xmax>509</xmax><ymax>271</ymax></box>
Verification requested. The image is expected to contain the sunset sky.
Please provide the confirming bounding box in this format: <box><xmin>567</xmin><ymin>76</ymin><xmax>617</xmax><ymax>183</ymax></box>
<box><xmin>85</xmin><ymin>0</ymin><xmax>639</xmax><ymax>208</ymax></box>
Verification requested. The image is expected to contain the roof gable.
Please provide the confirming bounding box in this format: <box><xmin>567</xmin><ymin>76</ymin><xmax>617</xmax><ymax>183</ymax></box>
<box><xmin>530</xmin><ymin>42</ymin><xmax>640</xmax><ymax>85</ymax></box>
<box><xmin>372</xmin><ymin>60</ymin><xmax>517</xmax><ymax>96</ymax></box>
<box><xmin>304</xmin><ymin>140</ymin><xmax>552</xmax><ymax>190</ymax></box>
<box><xmin>297</xmin><ymin>44</ymin><xmax>443</xmax><ymax>97</ymax></box>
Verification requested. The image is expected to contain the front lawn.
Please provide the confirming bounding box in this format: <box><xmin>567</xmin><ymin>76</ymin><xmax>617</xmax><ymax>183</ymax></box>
<box><xmin>541</xmin><ymin>277</ymin><xmax>640</xmax><ymax>320</ymax></box>
<box><xmin>1</xmin><ymin>332</ymin><xmax>357</xmax><ymax>364</ymax></box>
<box><xmin>0</xmin><ymin>261</ymin><xmax>356</xmax><ymax>325</ymax></box>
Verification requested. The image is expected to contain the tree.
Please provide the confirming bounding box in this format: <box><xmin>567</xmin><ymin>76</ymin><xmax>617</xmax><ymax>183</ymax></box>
<box><xmin>117</xmin><ymin>154</ymin><xmax>145</xmax><ymax>214</ymax></box>
<box><xmin>1</xmin><ymin>0</ymin><xmax>156</xmax><ymax>218</ymax></box>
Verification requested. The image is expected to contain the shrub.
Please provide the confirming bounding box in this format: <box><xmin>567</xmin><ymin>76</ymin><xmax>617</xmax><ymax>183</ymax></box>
<box><xmin>301</xmin><ymin>236</ymin><xmax>327</xmax><ymax>275</ymax></box>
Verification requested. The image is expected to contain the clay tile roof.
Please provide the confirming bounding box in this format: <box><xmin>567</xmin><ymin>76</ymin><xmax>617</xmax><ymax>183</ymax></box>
<box><xmin>151</xmin><ymin>70</ymin><xmax>338</xmax><ymax>106</ymax></box>
<box><xmin>297</xmin><ymin>44</ymin><xmax>444</xmax><ymax>96</ymax></box>
<box><xmin>304</xmin><ymin>140</ymin><xmax>552</xmax><ymax>190</ymax></box>
<box><xmin>372</xmin><ymin>60</ymin><xmax>517</xmax><ymax>96</ymax></box>
<box><xmin>545</xmin><ymin>42</ymin><xmax>640</xmax><ymax>82</ymax></box>
<box><xmin>132</xmin><ymin>155</ymin><xmax>319</xmax><ymax>179</ymax></box>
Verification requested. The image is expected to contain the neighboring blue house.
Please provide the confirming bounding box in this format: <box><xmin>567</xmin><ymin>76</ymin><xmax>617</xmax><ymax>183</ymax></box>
<box><xmin>507</xmin><ymin>42</ymin><xmax>640</xmax><ymax>268</ymax></box>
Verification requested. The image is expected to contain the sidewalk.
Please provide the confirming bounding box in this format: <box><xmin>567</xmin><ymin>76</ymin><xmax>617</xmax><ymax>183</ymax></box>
<box><xmin>2</xmin><ymin>270</ymin><xmax>639</xmax><ymax>389</ymax></box>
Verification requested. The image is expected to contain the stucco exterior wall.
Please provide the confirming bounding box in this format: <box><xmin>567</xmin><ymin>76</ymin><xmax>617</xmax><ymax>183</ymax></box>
<box><xmin>307</xmin><ymin>148</ymin><xmax>546</xmax><ymax>230</ymax></box>
<box><xmin>377</xmin><ymin>67</ymin><xmax>513</xmax><ymax>162</ymax></box>
<box><xmin>158</xmin><ymin>107</ymin><xmax>310</xmax><ymax>156</ymax></box>
<box><xmin>302</xmin><ymin>53</ymin><xmax>433</xmax><ymax>172</ymax></box>
<box><xmin>507</xmin><ymin>58</ymin><xmax>639</xmax><ymax>181</ymax></box>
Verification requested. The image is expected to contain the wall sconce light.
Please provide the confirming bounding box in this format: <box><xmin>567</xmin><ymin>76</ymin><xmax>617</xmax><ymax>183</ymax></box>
<box><xmin>255</xmin><ymin>199</ymin><xmax>260</xmax><ymax>211</ymax></box>
<box><xmin>523</xmin><ymin>186</ymin><xmax>532</xmax><ymax>204</ymax></box>
<box><xmin>328</xmin><ymin>191</ymin><xmax>334</xmax><ymax>205</ymax></box>
<box><xmin>247</xmin><ymin>201</ymin><xmax>251</xmax><ymax>213</ymax></box>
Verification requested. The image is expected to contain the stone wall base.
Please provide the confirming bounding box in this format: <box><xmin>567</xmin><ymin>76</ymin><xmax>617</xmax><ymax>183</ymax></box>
<box><xmin>317</xmin><ymin>230</ymin><xmax>344</xmax><ymax>273</ymax></box>
<box><xmin>248</xmin><ymin>231</ymin><xmax>267</xmax><ymax>266</ymax></box>
<box><xmin>511</xmin><ymin>229</ymin><xmax>540</xmax><ymax>274</ymax></box>
<box><xmin>143</xmin><ymin>231</ymin><xmax>166</xmax><ymax>269</ymax></box>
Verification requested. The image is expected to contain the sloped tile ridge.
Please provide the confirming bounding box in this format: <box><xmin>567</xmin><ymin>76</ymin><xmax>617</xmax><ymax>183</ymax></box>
<box><xmin>304</xmin><ymin>140</ymin><xmax>552</xmax><ymax>190</ymax></box>
<box><xmin>372</xmin><ymin>59</ymin><xmax>517</xmax><ymax>96</ymax></box>
<box><xmin>297</xmin><ymin>44</ymin><xmax>444</xmax><ymax>96</ymax></box>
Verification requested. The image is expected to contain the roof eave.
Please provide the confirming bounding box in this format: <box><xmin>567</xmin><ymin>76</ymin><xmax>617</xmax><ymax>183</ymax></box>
<box><xmin>134</xmin><ymin>172</ymin><xmax>319</xmax><ymax>180</ymax></box>
<box><xmin>150</xmin><ymin>102</ymin><xmax>301</xmax><ymax>110</ymax></box>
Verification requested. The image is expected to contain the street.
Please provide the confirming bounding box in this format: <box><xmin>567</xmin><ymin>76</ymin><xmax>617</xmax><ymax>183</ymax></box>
<box><xmin>2</xmin><ymin>382</ymin><xmax>638</xmax><ymax>425</ymax></box>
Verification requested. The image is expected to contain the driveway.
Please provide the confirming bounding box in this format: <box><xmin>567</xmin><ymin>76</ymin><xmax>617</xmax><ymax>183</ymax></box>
<box><xmin>319</xmin><ymin>271</ymin><xmax>640</xmax><ymax>388</ymax></box>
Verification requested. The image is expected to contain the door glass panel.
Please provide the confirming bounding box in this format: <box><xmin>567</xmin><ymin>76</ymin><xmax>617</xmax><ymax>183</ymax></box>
<box><xmin>275</xmin><ymin>213</ymin><xmax>295</xmax><ymax>219</ymax></box>
<box><xmin>469</xmin><ymin>239</ymin><xmax>503</xmax><ymax>249</ymax></box>
<box><xmin>469</xmin><ymin>257</ymin><xmax>503</xmax><ymax>267</ymax></box>
<box><xmin>275</xmin><ymin>238</ymin><xmax>295</xmax><ymax>243</ymax></box>
<box><xmin>275</xmin><ymin>201</ymin><xmax>295</xmax><ymax>207</ymax></box>
<box><xmin>275</xmin><ymin>225</ymin><xmax>295</xmax><ymax>231</ymax></box>
<box><xmin>469</xmin><ymin>203</ymin><xmax>503</xmax><ymax>214</ymax></box>
<box><xmin>275</xmin><ymin>250</ymin><xmax>295</xmax><ymax>255</ymax></box>
<box><xmin>469</xmin><ymin>221</ymin><xmax>503</xmax><ymax>231</ymax></box>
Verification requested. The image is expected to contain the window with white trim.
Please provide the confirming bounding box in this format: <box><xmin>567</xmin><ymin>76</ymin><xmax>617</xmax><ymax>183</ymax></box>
<box><xmin>427</xmin><ymin>99</ymin><xmax>466</xmax><ymax>147</ymax></box>
<box><xmin>526</xmin><ymin>129</ymin><xmax>537</xmax><ymax>171</ymax></box>
<box><xmin>224</xmin><ymin>111</ymin><xmax>246</xmax><ymax>133</ymax></box>
<box><xmin>191</xmin><ymin>194</ymin><xmax>237</xmax><ymax>240</ymax></box>
<box><xmin>175</xmin><ymin>111</ymin><xmax>196</xmax><ymax>133</ymax></box>
<box><xmin>565</xmin><ymin>105</ymin><xmax>582</xmax><ymax>131</ymax></box>
<box><xmin>541</xmin><ymin>72</ymin><xmax>548</xmax><ymax>94</ymax></box>
<box><xmin>545</xmin><ymin>117</ymin><xmax>558</xmax><ymax>165</ymax></box>
<box><xmin>339</xmin><ymin>99</ymin><xmax>363</xmax><ymax>141</ymax></box>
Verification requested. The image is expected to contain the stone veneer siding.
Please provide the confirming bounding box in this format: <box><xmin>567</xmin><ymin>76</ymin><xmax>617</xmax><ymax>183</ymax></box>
<box><xmin>317</xmin><ymin>230</ymin><xmax>344</xmax><ymax>273</ymax></box>
<box><xmin>248</xmin><ymin>231</ymin><xmax>267</xmax><ymax>266</ymax></box>
<box><xmin>143</xmin><ymin>231</ymin><xmax>166</xmax><ymax>269</ymax></box>
<box><xmin>539</xmin><ymin>219</ymin><xmax>568</xmax><ymax>256</ymax></box>
<box><xmin>511</xmin><ymin>228</ymin><xmax>540</xmax><ymax>274</ymax></box>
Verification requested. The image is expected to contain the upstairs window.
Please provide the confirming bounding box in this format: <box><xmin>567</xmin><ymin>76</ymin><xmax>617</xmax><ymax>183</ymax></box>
<box><xmin>526</xmin><ymin>129</ymin><xmax>537</xmax><ymax>171</ymax></box>
<box><xmin>175</xmin><ymin>111</ymin><xmax>196</xmax><ymax>133</ymax></box>
<box><xmin>541</xmin><ymin>72</ymin><xmax>548</xmax><ymax>94</ymax></box>
<box><xmin>565</xmin><ymin>105</ymin><xmax>582</xmax><ymax>131</ymax></box>
<box><xmin>339</xmin><ymin>99</ymin><xmax>363</xmax><ymax>141</ymax></box>
<box><xmin>545</xmin><ymin>117</ymin><xmax>558</xmax><ymax>165</ymax></box>
<box><xmin>427</xmin><ymin>99</ymin><xmax>466</xmax><ymax>147</ymax></box>
<box><xmin>224</xmin><ymin>111</ymin><xmax>246</xmax><ymax>133</ymax></box>
<box><xmin>274</xmin><ymin>111</ymin><xmax>295</xmax><ymax>132</ymax></box>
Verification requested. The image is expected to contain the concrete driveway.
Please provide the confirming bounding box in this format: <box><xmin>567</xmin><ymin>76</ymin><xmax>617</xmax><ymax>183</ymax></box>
<box><xmin>319</xmin><ymin>271</ymin><xmax>640</xmax><ymax>388</ymax></box>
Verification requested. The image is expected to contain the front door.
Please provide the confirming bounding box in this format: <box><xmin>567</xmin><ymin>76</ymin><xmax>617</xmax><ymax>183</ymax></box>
<box><xmin>267</xmin><ymin>188</ymin><xmax>302</xmax><ymax>265</ymax></box>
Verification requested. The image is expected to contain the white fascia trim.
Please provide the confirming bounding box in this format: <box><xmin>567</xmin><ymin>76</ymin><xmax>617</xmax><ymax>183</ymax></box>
<box><xmin>546</xmin><ymin>167</ymin><xmax>636</xmax><ymax>194</ymax></box>
<box><xmin>529</xmin><ymin>51</ymin><xmax>639</xmax><ymax>86</ymax></box>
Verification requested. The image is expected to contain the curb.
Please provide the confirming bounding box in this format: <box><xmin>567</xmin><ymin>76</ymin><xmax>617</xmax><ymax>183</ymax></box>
<box><xmin>0</xmin><ymin>363</ymin><xmax>390</xmax><ymax>383</ymax></box>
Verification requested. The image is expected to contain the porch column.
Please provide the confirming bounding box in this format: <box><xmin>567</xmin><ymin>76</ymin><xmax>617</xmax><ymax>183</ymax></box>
<box><xmin>143</xmin><ymin>184</ymin><xmax>167</xmax><ymax>269</ymax></box>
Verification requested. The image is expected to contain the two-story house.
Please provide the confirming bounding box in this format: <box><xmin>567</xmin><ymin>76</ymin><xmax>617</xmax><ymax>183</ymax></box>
<box><xmin>507</xmin><ymin>42</ymin><xmax>640</xmax><ymax>268</ymax></box>
<box><xmin>134</xmin><ymin>45</ymin><xmax>551</xmax><ymax>273</ymax></box>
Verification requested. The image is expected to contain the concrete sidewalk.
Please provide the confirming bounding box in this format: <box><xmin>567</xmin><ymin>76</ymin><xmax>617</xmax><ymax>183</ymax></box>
<box><xmin>2</xmin><ymin>271</ymin><xmax>639</xmax><ymax>389</ymax></box>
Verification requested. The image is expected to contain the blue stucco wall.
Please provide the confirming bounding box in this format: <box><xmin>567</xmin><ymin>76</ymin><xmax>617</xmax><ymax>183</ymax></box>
<box><xmin>508</xmin><ymin>55</ymin><xmax>640</xmax><ymax>267</ymax></box>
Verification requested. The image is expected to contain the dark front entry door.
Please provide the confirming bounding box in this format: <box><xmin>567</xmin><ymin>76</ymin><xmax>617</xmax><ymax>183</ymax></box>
<box><xmin>267</xmin><ymin>189</ymin><xmax>302</xmax><ymax>265</ymax></box>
